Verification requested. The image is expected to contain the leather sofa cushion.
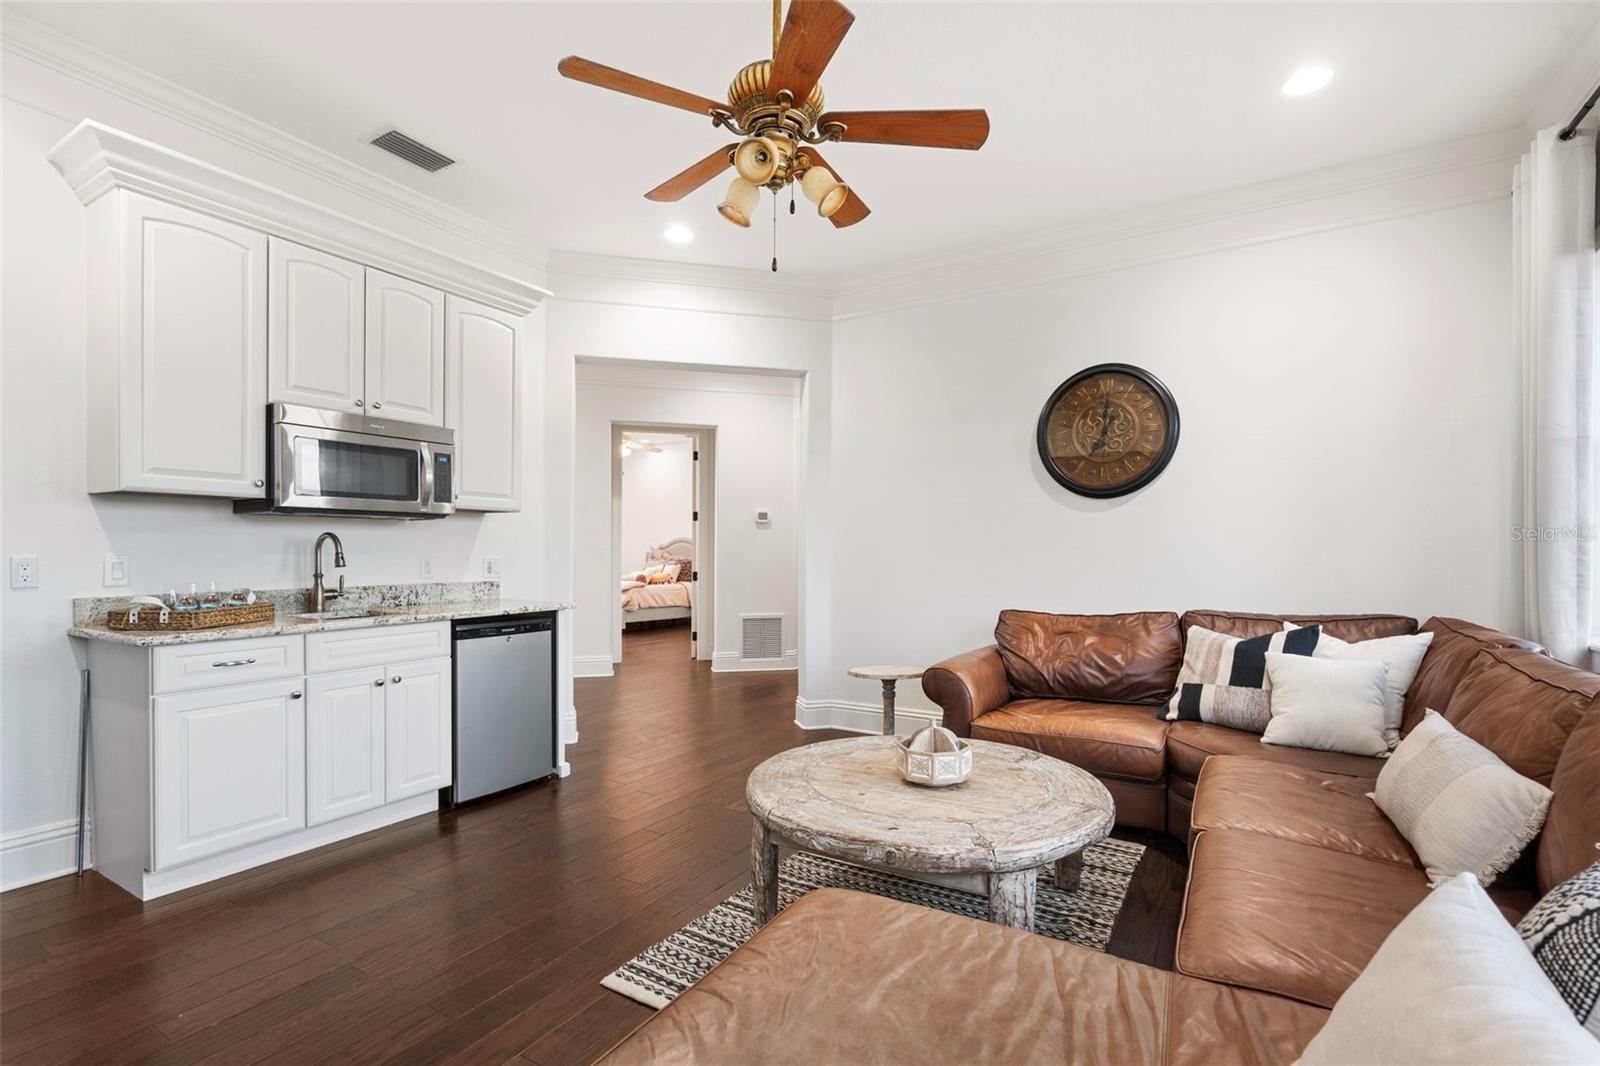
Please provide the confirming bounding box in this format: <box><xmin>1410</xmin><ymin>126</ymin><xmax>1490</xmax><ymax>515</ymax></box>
<box><xmin>597</xmin><ymin>887</ymin><xmax>1328</xmax><ymax>1066</ymax></box>
<box><xmin>973</xmin><ymin>699</ymin><xmax>1168</xmax><ymax>782</ymax></box>
<box><xmin>1403</xmin><ymin>617</ymin><xmax>1544</xmax><ymax>736</ymax></box>
<box><xmin>1538</xmin><ymin>704</ymin><xmax>1600</xmax><ymax>893</ymax></box>
<box><xmin>1189</xmin><ymin>757</ymin><xmax>1416</xmax><ymax>866</ymax></box>
<box><xmin>1166</xmin><ymin>721</ymin><xmax>1385</xmax><ymax>783</ymax></box>
<box><xmin>995</xmin><ymin>610</ymin><xmax>1182</xmax><ymax>704</ymax></box>
<box><xmin>1443</xmin><ymin>646</ymin><xmax>1598</xmax><ymax>787</ymax></box>
<box><xmin>1177</xmin><ymin>829</ymin><xmax>1430</xmax><ymax>1008</ymax></box>
<box><xmin>1180</xmin><ymin>610</ymin><xmax>1417</xmax><ymax>643</ymax></box>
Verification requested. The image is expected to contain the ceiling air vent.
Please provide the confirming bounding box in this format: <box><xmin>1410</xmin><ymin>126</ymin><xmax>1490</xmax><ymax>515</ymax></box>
<box><xmin>370</xmin><ymin>130</ymin><xmax>455</xmax><ymax>173</ymax></box>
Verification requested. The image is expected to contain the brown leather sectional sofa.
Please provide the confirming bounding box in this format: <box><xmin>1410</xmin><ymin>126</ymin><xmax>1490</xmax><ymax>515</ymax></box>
<box><xmin>598</xmin><ymin>609</ymin><xmax>1600</xmax><ymax>1063</ymax></box>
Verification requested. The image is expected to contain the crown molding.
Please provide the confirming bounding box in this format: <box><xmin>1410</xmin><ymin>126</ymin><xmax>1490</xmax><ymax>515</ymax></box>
<box><xmin>50</xmin><ymin>120</ymin><xmax>551</xmax><ymax>315</ymax></box>
<box><xmin>832</xmin><ymin>127</ymin><xmax>1525</xmax><ymax>321</ymax></box>
<box><xmin>1</xmin><ymin>10</ymin><xmax>548</xmax><ymax>276</ymax></box>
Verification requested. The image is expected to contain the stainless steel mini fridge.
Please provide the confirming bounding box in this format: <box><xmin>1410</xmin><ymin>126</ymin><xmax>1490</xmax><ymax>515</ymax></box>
<box><xmin>449</xmin><ymin>613</ymin><xmax>557</xmax><ymax>804</ymax></box>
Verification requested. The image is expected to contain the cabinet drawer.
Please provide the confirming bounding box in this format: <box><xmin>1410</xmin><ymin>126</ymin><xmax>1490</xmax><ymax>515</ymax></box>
<box><xmin>306</xmin><ymin>622</ymin><xmax>449</xmax><ymax>674</ymax></box>
<box><xmin>153</xmin><ymin>635</ymin><xmax>305</xmax><ymax>695</ymax></box>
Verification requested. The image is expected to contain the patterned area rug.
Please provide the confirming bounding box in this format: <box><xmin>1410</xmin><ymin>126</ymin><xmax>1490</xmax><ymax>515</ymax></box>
<box><xmin>601</xmin><ymin>837</ymin><xmax>1146</xmax><ymax>1009</ymax></box>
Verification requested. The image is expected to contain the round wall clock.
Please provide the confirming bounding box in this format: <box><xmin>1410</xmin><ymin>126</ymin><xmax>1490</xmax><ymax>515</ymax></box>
<box><xmin>1036</xmin><ymin>363</ymin><xmax>1180</xmax><ymax>498</ymax></box>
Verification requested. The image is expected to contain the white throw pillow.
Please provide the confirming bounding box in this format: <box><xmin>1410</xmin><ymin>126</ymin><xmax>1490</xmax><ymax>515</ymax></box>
<box><xmin>1260</xmin><ymin>653</ymin><xmax>1390</xmax><ymax>756</ymax></box>
<box><xmin>1315</xmin><ymin>630</ymin><xmax>1435</xmax><ymax>749</ymax></box>
<box><xmin>1374</xmin><ymin>710</ymin><xmax>1553</xmax><ymax>886</ymax></box>
<box><xmin>1296</xmin><ymin>873</ymin><xmax>1600</xmax><ymax>1066</ymax></box>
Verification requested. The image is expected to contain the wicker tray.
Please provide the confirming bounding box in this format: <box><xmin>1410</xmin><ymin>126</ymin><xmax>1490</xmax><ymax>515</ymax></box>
<box><xmin>106</xmin><ymin>601</ymin><xmax>275</xmax><ymax>631</ymax></box>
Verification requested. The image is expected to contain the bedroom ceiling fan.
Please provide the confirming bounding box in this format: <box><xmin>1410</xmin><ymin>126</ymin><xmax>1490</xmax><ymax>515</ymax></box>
<box><xmin>557</xmin><ymin>0</ymin><xmax>989</xmax><ymax>254</ymax></box>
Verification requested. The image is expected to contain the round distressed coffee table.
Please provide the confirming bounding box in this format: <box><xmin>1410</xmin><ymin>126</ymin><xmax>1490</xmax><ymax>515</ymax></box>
<box><xmin>745</xmin><ymin>735</ymin><xmax>1114</xmax><ymax>931</ymax></box>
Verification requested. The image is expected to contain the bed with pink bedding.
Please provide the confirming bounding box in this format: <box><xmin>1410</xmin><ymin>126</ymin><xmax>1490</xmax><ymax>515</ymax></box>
<box><xmin>621</xmin><ymin>537</ymin><xmax>694</xmax><ymax>625</ymax></box>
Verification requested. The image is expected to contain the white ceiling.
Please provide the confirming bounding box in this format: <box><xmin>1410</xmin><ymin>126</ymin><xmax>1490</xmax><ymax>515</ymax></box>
<box><xmin>10</xmin><ymin>1</ymin><xmax>1594</xmax><ymax>278</ymax></box>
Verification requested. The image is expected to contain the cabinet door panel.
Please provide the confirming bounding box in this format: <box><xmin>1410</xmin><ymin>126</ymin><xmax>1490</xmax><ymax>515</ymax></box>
<box><xmin>117</xmin><ymin>193</ymin><xmax>267</xmax><ymax>496</ymax></box>
<box><xmin>365</xmin><ymin>270</ymin><xmax>445</xmax><ymax>425</ymax></box>
<box><xmin>306</xmin><ymin>667</ymin><xmax>386</xmax><ymax>826</ymax></box>
<box><xmin>445</xmin><ymin>296</ymin><xmax>521</xmax><ymax>511</ymax></box>
<box><xmin>385</xmin><ymin>656</ymin><xmax>453</xmax><ymax>799</ymax></box>
<box><xmin>153</xmin><ymin>678</ymin><xmax>305</xmax><ymax>869</ymax></box>
<box><xmin>268</xmin><ymin>239</ymin><xmax>365</xmax><ymax>412</ymax></box>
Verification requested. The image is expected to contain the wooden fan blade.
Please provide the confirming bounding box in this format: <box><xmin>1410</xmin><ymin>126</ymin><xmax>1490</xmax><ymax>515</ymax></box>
<box><xmin>769</xmin><ymin>0</ymin><xmax>854</xmax><ymax>107</ymax></box>
<box><xmin>557</xmin><ymin>56</ymin><xmax>723</xmax><ymax>116</ymax></box>
<box><xmin>798</xmin><ymin>147</ymin><xmax>870</xmax><ymax>228</ymax></box>
<box><xmin>645</xmin><ymin>144</ymin><xmax>738</xmax><ymax>202</ymax></box>
<box><xmin>820</xmin><ymin>109</ymin><xmax>990</xmax><ymax>149</ymax></box>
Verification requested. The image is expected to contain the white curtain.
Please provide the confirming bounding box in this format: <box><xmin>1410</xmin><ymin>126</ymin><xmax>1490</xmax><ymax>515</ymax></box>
<box><xmin>1516</xmin><ymin>126</ymin><xmax>1597</xmax><ymax>663</ymax></box>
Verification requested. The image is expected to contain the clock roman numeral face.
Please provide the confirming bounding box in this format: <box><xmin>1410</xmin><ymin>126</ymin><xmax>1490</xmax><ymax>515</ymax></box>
<box><xmin>1038</xmin><ymin>366</ymin><xmax>1178</xmax><ymax>498</ymax></box>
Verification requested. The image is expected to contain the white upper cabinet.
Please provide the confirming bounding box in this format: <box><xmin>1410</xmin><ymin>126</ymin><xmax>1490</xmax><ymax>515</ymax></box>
<box><xmin>267</xmin><ymin>239</ymin><xmax>365</xmax><ymax>413</ymax></box>
<box><xmin>87</xmin><ymin>191</ymin><xmax>267</xmax><ymax>497</ymax></box>
<box><xmin>445</xmin><ymin>296</ymin><xmax>522</xmax><ymax>511</ymax></box>
<box><xmin>365</xmin><ymin>269</ymin><xmax>445</xmax><ymax>426</ymax></box>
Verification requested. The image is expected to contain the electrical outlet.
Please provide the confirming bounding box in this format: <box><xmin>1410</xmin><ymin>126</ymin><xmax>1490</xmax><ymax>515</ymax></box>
<box><xmin>420</xmin><ymin>555</ymin><xmax>435</xmax><ymax>579</ymax></box>
<box><xmin>10</xmin><ymin>555</ymin><xmax>39</xmax><ymax>590</ymax></box>
<box><xmin>104</xmin><ymin>554</ymin><xmax>130</xmax><ymax>587</ymax></box>
<box><xmin>482</xmin><ymin>556</ymin><xmax>503</xmax><ymax>579</ymax></box>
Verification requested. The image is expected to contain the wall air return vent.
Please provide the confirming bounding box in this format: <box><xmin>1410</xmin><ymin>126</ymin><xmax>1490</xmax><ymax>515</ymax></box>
<box><xmin>741</xmin><ymin>615</ymin><xmax>784</xmax><ymax>661</ymax></box>
<box><xmin>370</xmin><ymin>130</ymin><xmax>455</xmax><ymax>173</ymax></box>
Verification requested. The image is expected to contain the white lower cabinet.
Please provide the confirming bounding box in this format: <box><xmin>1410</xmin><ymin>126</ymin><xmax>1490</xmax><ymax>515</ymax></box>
<box><xmin>384</xmin><ymin>656</ymin><xmax>454</xmax><ymax>800</ymax></box>
<box><xmin>305</xmin><ymin>666</ymin><xmax>387</xmax><ymax>826</ymax></box>
<box><xmin>153</xmin><ymin>677</ymin><xmax>306</xmax><ymax>870</ymax></box>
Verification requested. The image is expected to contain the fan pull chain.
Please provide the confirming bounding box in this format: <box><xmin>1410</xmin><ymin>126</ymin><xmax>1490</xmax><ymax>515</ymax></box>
<box><xmin>771</xmin><ymin>189</ymin><xmax>778</xmax><ymax>272</ymax></box>
<box><xmin>789</xmin><ymin>182</ymin><xmax>796</xmax><ymax>215</ymax></box>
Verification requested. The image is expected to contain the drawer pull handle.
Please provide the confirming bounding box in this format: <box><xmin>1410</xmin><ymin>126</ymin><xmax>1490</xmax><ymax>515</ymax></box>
<box><xmin>212</xmin><ymin>658</ymin><xmax>257</xmax><ymax>668</ymax></box>
<box><xmin>290</xmin><ymin>691</ymin><xmax>303</xmax><ymax>700</ymax></box>
<box><xmin>392</xmin><ymin>675</ymin><xmax>402</xmax><ymax>684</ymax></box>
<box><xmin>375</xmin><ymin>679</ymin><xmax>386</xmax><ymax>687</ymax></box>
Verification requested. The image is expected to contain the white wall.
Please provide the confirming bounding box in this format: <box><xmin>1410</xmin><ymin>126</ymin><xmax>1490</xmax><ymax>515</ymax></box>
<box><xmin>620</xmin><ymin>435</ymin><xmax>693</xmax><ymax>571</ymax></box>
<box><xmin>0</xmin><ymin>91</ymin><xmax>552</xmax><ymax>888</ymax></box>
<box><xmin>576</xmin><ymin>365</ymin><xmax>799</xmax><ymax>673</ymax></box>
<box><xmin>821</xmin><ymin>195</ymin><xmax>1519</xmax><ymax>721</ymax></box>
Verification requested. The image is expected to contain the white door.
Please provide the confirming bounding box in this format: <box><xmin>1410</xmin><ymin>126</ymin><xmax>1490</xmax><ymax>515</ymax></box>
<box><xmin>305</xmin><ymin>666</ymin><xmax>386</xmax><ymax>826</ymax></box>
<box><xmin>689</xmin><ymin>437</ymin><xmax>700</xmax><ymax>659</ymax></box>
<box><xmin>113</xmin><ymin>192</ymin><xmax>267</xmax><ymax>496</ymax></box>
<box><xmin>444</xmin><ymin>296</ymin><xmax>521</xmax><ymax>511</ymax></box>
<box><xmin>384</xmin><ymin>656</ymin><xmax>453</xmax><ymax>799</ymax></box>
<box><xmin>267</xmin><ymin>239</ymin><xmax>366</xmax><ymax>413</ymax></box>
<box><xmin>153</xmin><ymin>677</ymin><xmax>306</xmax><ymax>869</ymax></box>
<box><xmin>365</xmin><ymin>269</ymin><xmax>445</xmax><ymax>425</ymax></box>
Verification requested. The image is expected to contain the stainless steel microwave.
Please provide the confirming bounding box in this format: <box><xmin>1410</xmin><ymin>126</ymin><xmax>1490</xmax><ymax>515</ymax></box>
<box><xmin>234</xmin><ymin>403</ymin><xmax>455</xmax><ymax>519</ymax></box>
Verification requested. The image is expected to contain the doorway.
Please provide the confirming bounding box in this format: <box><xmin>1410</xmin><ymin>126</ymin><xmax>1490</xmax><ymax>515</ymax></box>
<box><xmin>611</xmin><ymin>423</ymin><xmax>715</xmax><ymax>667</ymax></box>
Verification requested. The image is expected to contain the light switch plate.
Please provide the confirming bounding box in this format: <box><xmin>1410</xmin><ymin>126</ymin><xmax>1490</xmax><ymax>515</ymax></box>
<box><xmin>10</xmin><ymin>555</ymin><xmax>38</xmax><ymax>590</ymax></box>
<box><xmin>483</xmin><ymin>556</ymin><xmax>503</xmax><ymax>579</ymax></box>
<box><xmin>104</xmin><ymin>553</ymin><xmax>130</xmax><ymax>587</ymax></box>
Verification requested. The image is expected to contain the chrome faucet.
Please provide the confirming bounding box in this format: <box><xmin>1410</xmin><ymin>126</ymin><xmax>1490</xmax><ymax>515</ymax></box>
<box><xmin>311</xmin><ymin>531</ymin><xmax>347</xmax><ymax>613</ymax></box>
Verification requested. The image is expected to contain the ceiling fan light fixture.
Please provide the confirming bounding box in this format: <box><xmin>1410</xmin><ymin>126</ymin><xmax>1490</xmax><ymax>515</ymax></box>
<box><xmin>734</xmin><ymin>137</ymin><xmax>783</xmax><ymax>184</ymax></box>
<box><xmin>801</xmin><ymin>165</ymin><xmax>848</xmax><ymax>218</ymax></box>
<box><xmin>718</xmin><ymin>177</ymin><xmax>760</xmax><ymax>227</ymax></box>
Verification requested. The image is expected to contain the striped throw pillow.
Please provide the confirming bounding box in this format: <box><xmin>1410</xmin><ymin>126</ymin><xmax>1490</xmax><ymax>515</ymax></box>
<box><xmin>1161</xmin><ymin>624</ymin><xmax>1322</xmax><ymax>733</ymax></box>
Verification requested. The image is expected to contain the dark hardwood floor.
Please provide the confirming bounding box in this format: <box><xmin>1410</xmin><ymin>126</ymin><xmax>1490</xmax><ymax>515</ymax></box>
<box><xmin>1</xmin><ymin>625</ymin><xmax>1186</xmax><ymax>1064</ymax></box>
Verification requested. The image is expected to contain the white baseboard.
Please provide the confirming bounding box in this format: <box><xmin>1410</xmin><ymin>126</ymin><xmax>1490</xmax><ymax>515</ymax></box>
<box><xmin>794</xmin><ymin>697</ymin><xmax>942</xmax><ymax>736</ymax></box>
<box><xmin>712</xmin><ymin>649</ymin><xmax>798</xmax><ymax>673</ymax></box>
<box><xmin>2</xmin><ymin>819</ymin><xmax>84</xmax><ymax>891</ymax></box>
<box><xmin>572</xmin><ymin>655</ymin><xmax>615</xmax><ymax>678</ymax></box>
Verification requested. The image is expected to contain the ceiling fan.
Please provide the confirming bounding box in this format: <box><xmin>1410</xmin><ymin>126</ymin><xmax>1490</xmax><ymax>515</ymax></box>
<box><xmin>557</xmin><ymin>0</ymin><xmax>989</xmax><ymax>240</ymax></box>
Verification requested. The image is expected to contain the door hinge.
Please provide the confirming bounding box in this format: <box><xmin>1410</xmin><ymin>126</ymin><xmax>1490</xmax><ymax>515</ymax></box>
<box><xmin>691</xmin><ymin>570</ymin><xmax>698</xmax><ymax>581</ymax></box>
<box><xmin>691</xmin><ymin>630</ymin><xmax>697</xmax><ymax>640</ymax></box>
<box><xmin>693</xmin><ymin>510</ymin><xmax>699</xmax><ymax>521</ymax></box>
<box><xmin>693</xmin><ymin>450</ymin><xmax>699</xmax><ymax>460</ymax></box>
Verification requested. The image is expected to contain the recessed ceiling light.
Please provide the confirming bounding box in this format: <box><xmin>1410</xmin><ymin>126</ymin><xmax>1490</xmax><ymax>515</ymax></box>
<box><xmin>663</xmin><ymin>223</ymin><xmax>694</xmax><ymax>244</ymax></box>
<box><xmin>1282</xmin><ymin>65</ymin><xmax>1334</xmax><ymax>97</ymax></box>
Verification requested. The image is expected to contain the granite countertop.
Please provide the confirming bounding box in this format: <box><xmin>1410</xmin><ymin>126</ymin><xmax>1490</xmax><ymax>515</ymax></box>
<box><xmin>68</xmin><ymin>582</ymin><xmax>571</xmax><ymax>647</ymax></box>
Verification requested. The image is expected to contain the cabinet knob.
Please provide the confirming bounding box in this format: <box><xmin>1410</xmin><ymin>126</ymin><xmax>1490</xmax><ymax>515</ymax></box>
<box><xmin>375</xmin><ymin>679</ymin><xmax>385</xmax><ymax>687</ymax></box>
<box><xmin>372</xmin><ymin>402</ymin><xmax>383</xmax><ymax>410</ymax></box>
<box><xmin>392</xmin><ymin>675</ymin><xmax>402</xmax><ymax>684</ymax></box>
<box><xmin>290</xmin><ymin>691</ymin><xmax>303</xmax><ymax>700</ymax></box>
<box><xmin>354</xmin><ymin>399</ymin><xmax>364</xmax><ymax>408</ymax></box>
<box><xmin>253</xmin><ymin>479</ymin><xmax>265</xmax><ymax>488</ymax></box>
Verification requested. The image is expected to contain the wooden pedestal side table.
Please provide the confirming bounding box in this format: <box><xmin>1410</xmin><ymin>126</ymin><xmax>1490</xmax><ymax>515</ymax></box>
<box><xmin>847</xmin><ymin>665</ymin><xmax>925</xmax><ymax>735</ymax></box>
<box><xmin>745</xmin><ymin>736</ymin><xmax>1114</xmax><ymax>931</ymax></box>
